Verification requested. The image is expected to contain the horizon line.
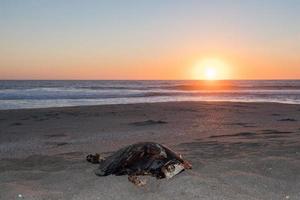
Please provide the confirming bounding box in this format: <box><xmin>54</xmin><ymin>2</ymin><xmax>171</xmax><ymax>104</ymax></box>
<box><xmin>1</xmin><ymin>79</ymin><xmax>300</xmax><ymax>81</ymax></box>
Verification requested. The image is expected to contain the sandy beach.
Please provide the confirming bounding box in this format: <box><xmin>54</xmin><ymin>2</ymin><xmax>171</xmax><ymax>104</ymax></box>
<box><xmin>0</xmin><ymin>101</ymin><xmax>300</xmax><ymax>200</ymax></box>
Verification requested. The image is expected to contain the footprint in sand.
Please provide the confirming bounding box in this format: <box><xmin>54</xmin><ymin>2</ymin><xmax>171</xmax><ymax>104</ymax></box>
<box><xmin>10</xmin><ymin>122</ymin><xmax>23</xmax><ymax>126</ymax></box>
<box><xmin>130</xmin><ymin>120</ymin><xmax>168</xmax><ymax>126</ymax></box>
<box><xmin>271</xmin><ymin>113</ymin><xmax>281</xmax><ymax>116</ymax></box>
<box><xmin>260</xmin><ymin>129</ymin><xmax>294</xmax><ymax>134</ymax></box>
<box><xmin>224</xmin><ymin>122</ymin><xmax>256</xmax><ymax>128</ymax></box>
<box><xmin>45</xmin><ymin>142</ymin><xmax>69</xmax><ymax>146</ymax></box>
<box><xmin>278</xmin><ymin>118</ymin><xmax>297</xmax><ymax>122</ymax></box>
<box><xmin>209</xmin><ymin>132</ymin><xmax>257</xmax><ymax>138</ymax></box>
<box><xmin>44</xmin><ymin>133</ymin><xmax>67</xmax><ymax>138</ymax></box>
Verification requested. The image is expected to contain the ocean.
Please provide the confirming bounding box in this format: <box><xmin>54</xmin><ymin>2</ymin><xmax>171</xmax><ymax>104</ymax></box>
<box><xmin>0</xmin><ymin>80</ymin><xmax>300</xmax><ymax>110</ymax></box>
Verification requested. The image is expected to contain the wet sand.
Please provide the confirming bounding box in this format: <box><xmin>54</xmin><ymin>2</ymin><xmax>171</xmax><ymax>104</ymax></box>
<box><xmin>0</xmin><ymin>101</ymin><xmax>300</xmax><ymax>199</ymax></box>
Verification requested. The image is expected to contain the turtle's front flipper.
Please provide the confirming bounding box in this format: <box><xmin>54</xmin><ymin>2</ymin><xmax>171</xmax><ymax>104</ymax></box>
<box><xmin>86</xmin><ymin>153</ymin><xmax>104</xmax><ymax>164</ymax></box>
<box><xmin>128</xmin><ymin>175</ymin><xmax>146</xmax><ymax>187</ymax></box>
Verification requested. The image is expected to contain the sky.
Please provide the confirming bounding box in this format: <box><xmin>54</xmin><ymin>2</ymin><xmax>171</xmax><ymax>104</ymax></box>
<box><xmin>0</xmin><ymin>0</ymin><xmax>300</xmax><ymax>80</ymax></box>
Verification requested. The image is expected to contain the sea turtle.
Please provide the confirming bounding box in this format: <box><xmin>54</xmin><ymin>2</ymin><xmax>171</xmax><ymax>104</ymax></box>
<box><xmin>86</xmin><ymin>142</ymin><xmax>192</xmax><ymax>186</ymax></box>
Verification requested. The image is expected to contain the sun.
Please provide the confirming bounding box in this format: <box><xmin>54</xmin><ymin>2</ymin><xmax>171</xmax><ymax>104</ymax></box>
<box><xmin>192</xmin><ymin>58</ymin><xmax>230</xmax><ymax>80</ymax></box>
<box><xmin>204</xmin><ymin>67</ymin><xmax>217</xmax><ymax>80</ymax></box>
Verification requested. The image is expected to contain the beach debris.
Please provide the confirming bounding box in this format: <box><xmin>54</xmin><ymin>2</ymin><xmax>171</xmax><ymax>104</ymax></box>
<box><xmin>87</xmin><ymin>142</ymin><xmax>192</xmax><ymax>186</ymax></box>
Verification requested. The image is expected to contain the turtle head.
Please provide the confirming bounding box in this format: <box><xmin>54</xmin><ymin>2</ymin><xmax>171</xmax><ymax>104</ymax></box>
<box><xmin>161</xmin><ymin>160</ymin><xmax>185</xmax><ymax>179</ymax></box>
<box><xmin>178</xmin><ymin>154</ymin><xmax>192</xmax><ymax>169</ymax></box>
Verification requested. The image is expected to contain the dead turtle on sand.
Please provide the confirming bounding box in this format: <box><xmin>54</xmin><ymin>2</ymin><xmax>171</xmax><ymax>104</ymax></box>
<box><xmin>86</xmin><ymin>142</ymin><xmax>192</xmax><ymax>186</ymax></box>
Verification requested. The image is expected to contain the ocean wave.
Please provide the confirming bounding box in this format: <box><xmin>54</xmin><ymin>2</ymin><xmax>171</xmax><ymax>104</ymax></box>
<box><xmin>161</xmin><ymin>81</ymin><xmax>300</xmax><ymax>91</ymax></box>
<box><xmin>1</xmin><ymin>80</ymin><xmax>300</xmax><ymax>109</ymax></box>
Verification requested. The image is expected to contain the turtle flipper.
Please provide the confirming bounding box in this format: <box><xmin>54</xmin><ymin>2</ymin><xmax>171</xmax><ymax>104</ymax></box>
<box><xmin>86</xmin><ymin>153</ymin><xmax>105</xmax><ymax>164</ymax></box>
<box><xmin>94</xmin><ymin>168</ymin><xmax>108</xmax><ymax>176</ymax></box>
<box><xmin>128</xmin><ymin>175</ymin><xmax>147</xmax><ymax>187</ymax></box>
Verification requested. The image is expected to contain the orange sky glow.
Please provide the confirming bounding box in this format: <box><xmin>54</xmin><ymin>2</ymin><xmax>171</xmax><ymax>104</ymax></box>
<box><xmin>1</xmin><ymin>1</ymin><xmax>299</xmax><ymax>80</ymax></box>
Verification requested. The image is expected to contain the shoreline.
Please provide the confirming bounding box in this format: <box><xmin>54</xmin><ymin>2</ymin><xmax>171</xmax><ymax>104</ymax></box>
<box><xmin>1</xmin><ymin>100</ymin><xmax>300</xmax><ymax>112</ymax></box>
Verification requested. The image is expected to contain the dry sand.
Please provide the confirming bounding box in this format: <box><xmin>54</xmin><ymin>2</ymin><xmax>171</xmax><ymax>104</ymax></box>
<box><xmin>0</xmin><ymin>101</ymin><xmax>300</xmax><ymax>200</ymax></box>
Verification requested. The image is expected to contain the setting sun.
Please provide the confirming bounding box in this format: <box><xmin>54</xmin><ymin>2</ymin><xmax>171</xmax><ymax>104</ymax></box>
<box><xmin>204</xmin><ymin>67</ymin><xmax>217</xmax><ymax>80</ymax></box>
<box><xmin>192</xmin><ymin>58</ymin><xmax>231</xmax><ymax>80</ymax></box>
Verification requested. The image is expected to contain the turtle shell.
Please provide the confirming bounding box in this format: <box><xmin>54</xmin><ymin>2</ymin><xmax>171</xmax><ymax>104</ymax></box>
<box><xmin>94</xmin><ymin>142</ymin><xmax>190</xmax><ymax>179</ymax></box>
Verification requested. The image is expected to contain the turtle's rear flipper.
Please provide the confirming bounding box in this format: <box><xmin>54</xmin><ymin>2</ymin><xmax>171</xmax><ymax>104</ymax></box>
<box><xmin>86</xmin><ymin>153</ymin><xmax>101</xmax><ymax>164</ymax></box>
<box><xmin>128</xmin><ymin>175</ymin><xmax>147</xmax><ymax>187</ymax></box>
<box><xmin>94</xmin><ymin>168</ymin><xmax>108</xmax><ymax>176</ymax></box>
